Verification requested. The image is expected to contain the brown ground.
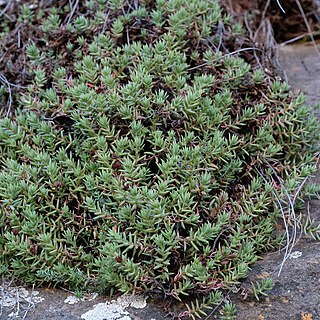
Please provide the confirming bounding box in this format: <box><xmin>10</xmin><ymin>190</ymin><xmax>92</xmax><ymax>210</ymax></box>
<box><xmin>226</xmin><ymin>0</ymin><xmax>320</xmax><ymax>42</ymax></box>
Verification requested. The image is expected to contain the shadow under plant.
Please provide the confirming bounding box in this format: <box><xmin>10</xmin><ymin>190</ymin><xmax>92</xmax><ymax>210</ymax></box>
<box><xmin>0</xmin><ymin>1</ymin><xmax>319</xmax><ymax>319</ymax></box>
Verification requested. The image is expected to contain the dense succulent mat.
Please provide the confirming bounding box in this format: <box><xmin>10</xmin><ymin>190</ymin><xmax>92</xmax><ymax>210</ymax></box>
<box><xmin>0</xmin><ymin>0</ymin><xmax>319</xmax><ymax>318</ymax></box>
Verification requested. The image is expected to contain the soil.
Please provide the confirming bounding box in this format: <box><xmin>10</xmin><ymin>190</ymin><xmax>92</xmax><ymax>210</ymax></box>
<box><xmin>227</xmin><ymin>0</ymin><xmax>320</xmax><ymax>42</ymax></box>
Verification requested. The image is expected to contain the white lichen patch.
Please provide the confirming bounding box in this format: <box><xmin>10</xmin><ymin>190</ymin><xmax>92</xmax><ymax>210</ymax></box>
<box><xmin>64</xmin><ymin>292</ymin><xmax>98</xmax><ymax>305</ymax></box>
<box><xmin>289</xmin><ymin>251</ymin><xmax>302</xmax><ymax>259</ymax></box>
<box><xmin>0</xmin><ymin>284</ymin><xmax>44</xmax><ymax>318</ymax></box>
<box><xmin>81</xmin><ymin>295</ymin><xmax>147</xmax><ymax>320</ymax></box>
<box><xmin>64</xmin><ymin>295</ymin><xmax>81</xmax><ymax>305</ymax></box>
<box><xmin>0</xmin><ymin>286</ymin><xmax>44</xmax><ymax>307</ymax></box>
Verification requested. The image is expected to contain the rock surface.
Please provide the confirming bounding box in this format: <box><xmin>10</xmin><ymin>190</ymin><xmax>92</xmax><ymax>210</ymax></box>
<box><xmin>276</xmin><ymin>41</ymin><xmax>320</xmax><ymax>106</ymax></box>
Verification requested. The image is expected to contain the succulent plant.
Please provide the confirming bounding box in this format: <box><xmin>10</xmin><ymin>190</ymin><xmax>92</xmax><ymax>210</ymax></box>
<box><xmin>0</xmin><ymin>0</ymin><xmax>319</xmax><ymax>318</ymax></box>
